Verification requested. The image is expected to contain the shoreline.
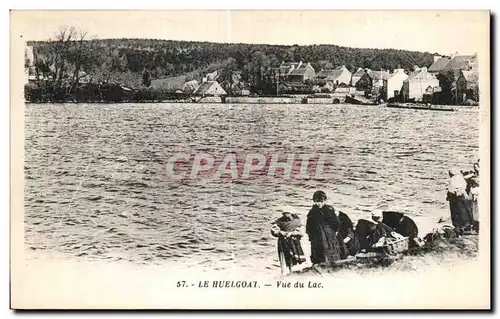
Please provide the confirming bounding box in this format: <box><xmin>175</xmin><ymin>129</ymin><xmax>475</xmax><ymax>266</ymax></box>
<box><xmin>23</xmin><ymin>100</ymin><xmax>477</xmax><ymax>108</ymax></box>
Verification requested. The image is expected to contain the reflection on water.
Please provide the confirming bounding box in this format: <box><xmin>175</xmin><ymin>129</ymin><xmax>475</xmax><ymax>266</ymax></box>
<box><xmin>24</xmin><ymin>103</ymin><xmax>479</xmax><ymax>270</ymax></box>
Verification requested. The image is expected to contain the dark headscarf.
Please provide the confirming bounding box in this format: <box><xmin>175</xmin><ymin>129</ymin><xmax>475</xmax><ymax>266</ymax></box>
<box><xmin>312</xmin><ymin>190</ymin><xmax>327</xmax><ymax>202</ymax></box>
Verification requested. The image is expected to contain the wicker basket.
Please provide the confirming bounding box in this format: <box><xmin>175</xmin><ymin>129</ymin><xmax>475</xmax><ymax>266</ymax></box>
<box><xmin>385</xmin><ymin>237</ymin><xmax>409</xmax><ymax>254</ymax></box>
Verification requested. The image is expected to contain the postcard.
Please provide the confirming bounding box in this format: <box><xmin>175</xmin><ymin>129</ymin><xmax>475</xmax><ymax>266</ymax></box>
<box><xmin>10</xmin><ymin>10</ymin><xmax>491</xmax><ymax>309</ymax></box>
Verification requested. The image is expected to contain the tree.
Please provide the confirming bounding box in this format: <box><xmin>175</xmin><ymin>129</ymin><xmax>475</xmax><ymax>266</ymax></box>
<box><xmin>356</xmin><ymin>73</ymin><xmax>372</xmax><ymax>92</ymax></box>
<box><xmin>437</xmin><ymin>70</ymin><xmax>456</xmax><ymax>105</ymax></box>
<box><xmin>142</xmin><ymin>70</ymin><xmax>151</xmax><ymax>87</ymax></box>
<box><xmin>66</xmin><ymin>29</ymin><xmax>92</xmax><ymax>93</ymax></box>
<box><xmin>316</xmin><ymin>60</ymin><xmax>333</xmax><ymax>70</ymax></box>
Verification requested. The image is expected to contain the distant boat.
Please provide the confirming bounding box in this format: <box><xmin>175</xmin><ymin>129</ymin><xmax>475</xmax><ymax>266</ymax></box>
<box><xmin>386</xmin><ymin>102</ymin><xmax>455</xmax><ymax>112</ymax></box>
<box><xmin>345</xmin><ymin>95</ymin><xmax>376</xmax><ymax>105</ymax></box>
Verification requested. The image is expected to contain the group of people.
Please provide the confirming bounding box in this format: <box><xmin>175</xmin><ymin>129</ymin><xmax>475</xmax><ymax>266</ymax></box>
<box><xmin>446</xmin><ymin>159</ymin><xmax>480</xmax><ymax>233</ymax></box>
<box><xmin>270</xmin><ymin>159</ymin><xmax>480</xmax><ymax>276</ymax></box>
<box><xmin>270</xmin><ymin>190</ymin><xmax>420</xmax><ymax>276</ymax></box>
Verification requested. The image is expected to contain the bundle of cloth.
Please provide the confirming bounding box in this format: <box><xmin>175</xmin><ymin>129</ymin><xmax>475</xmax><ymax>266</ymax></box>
<box><xmin>355</xmin><ymin>211</ymin><xmax>422</xmax><ymax>253</ymax></box>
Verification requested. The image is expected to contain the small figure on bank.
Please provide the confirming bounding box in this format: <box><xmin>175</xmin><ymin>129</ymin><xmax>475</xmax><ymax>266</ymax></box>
<box><xmin>305</xmin><ymin>190</ymin><xmax>343</xmax><ymax>267</ymax></box>
<box><xmin>270</xmin><ymin>210</ymin><xmax>306</xmax><ymax>276</ymax></box>
<box><xmin>446</xmin><ymin>167</ymin><xmax>473</xmax><ymax>232</ymax></box>
<box><xmin>463</xmin><ymin>159</ymin><xmax>480</xmax><ymax>231</ymax></box>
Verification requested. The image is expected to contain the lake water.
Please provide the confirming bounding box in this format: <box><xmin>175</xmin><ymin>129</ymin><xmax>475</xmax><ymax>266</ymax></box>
<box><xmin>24</xmin><ymin>103</ymin><xmax>479</xmax><ymax>273</ymax></box>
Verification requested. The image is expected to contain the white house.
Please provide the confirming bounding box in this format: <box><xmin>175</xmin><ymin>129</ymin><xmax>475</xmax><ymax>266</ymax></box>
<box><xmin>192</xmin><ymin>81</ymin><xmax>227</xmax><ymax>96</ymax></box>
<box><xmin>316</xmin><ymin>65</ymin><xmax>352</xmax><ymax>86</ymax></box>
<box><xmin>383</xmin><ymin>69</ymin><xmax>408</xmax><ymax>101</ymax></box>
<box><xmin>402</xmin><ymin>67</ymin><xmax>440</xmax><ymax>102</ymax></box>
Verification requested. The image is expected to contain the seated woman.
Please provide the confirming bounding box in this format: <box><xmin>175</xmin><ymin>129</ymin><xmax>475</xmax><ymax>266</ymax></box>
<box><xmin>382</xmin><ymin>211</ymin><xmax>422</xmax><ymax>248</ymax></box>
<box><xmin>271</xmin><ymin>210</ymin><xmax>306</xmax><ymax>276</ymax></box>
<box><xmin>337</xmin><ymin>210</ymin><xmax>360</xmax><ymax>258</ymax></box>
<box><xmin>355</xmin><ymin>219</ymin><xmax>376</xmax><ymax>250</ymax></box>
<box><xmin>355</xmin><ymin>213</ymin><xmax>399</xmax><ymax>251</ymax></box>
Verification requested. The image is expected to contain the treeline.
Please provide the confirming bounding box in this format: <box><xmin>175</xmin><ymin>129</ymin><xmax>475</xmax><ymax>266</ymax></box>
<box><xmin>28</xmin><ymin>37</ymin><xmax>436</xmax><ymax>81</ymax></box>
<box><xmin>25</xmin><ymin>27</ymin><xmax>436</xmax><ymax>102</ymax></box>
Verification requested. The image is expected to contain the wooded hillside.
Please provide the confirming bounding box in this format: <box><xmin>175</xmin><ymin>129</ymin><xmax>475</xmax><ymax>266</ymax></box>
<box><xmin>25</xmin><ymin>27</ymin><xmax>437</xmax><ymax>101</ymax></box>
<box><xmin>27</xmin><ymin>34</ymin><xmax>435</xmax><ymax>86</ymax></box>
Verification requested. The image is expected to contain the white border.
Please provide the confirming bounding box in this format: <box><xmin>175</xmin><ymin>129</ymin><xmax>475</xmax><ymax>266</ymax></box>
<box><xmin>4</xmin><ymin>1</ymin><xmax>498</xmax><ymax>318</ymax></box>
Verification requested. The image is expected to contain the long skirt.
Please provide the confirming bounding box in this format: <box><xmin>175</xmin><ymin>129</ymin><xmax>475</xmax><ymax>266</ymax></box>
<box><xmin>339</xmin><ymin>228</ymin><xmax>359</xmax><ymax>258</ymax></box>
<box><xmin>277</xmin><ymin>237</ymin><xmax>306</xmax><ymax>274</ymax></box>
<box><xmin>448</xmin><ymin>193</ymin><xmax>473</xmax><ymax>229</ymax></box>
<box><xmin>471</xmin><ymin>199</ymin><xmax>479</xmax><ymax>231</ymax></box>
<box><xmin>310</xmin><ymin>226</ymin><xmax>342</xmax><ymax>266</ymax></box>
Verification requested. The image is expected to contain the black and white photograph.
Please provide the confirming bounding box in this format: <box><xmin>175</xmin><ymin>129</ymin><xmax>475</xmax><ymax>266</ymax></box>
<box><xmin>10</xmin><ymin>10</ymin><xmax>490</xmax><ymax>309</ymax></box>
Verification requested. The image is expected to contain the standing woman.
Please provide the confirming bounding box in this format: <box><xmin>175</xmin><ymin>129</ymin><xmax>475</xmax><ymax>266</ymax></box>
<box><xmin>464</xmin><ymin>160</ymin><xmax>480</xmax><ymax>231</ymax></box>
<box><xmin>306</xmin><ymin>190</ymin><xmax>342</xmax><ymax>267</ymax></box>
<box><xmin>446</xmin><ymin>167</ymin><xmax>473</xmax><ymax>232</ymax></box>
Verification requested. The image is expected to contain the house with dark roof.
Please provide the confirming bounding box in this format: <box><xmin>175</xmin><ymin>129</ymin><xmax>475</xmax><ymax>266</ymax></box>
<box><xmin>457</xmin><ymin>70</ymin><xmax>479</xmax><ymax>103</ymax></box>
<box><xmin>316</xmin><ymin>65</ymin><xmax>352</xmax><ymax>86</ymax></box>
<box><xmin>402</xmin><ymin>67</ymin><xmax>440</xmax><ymax>102</ymax></box>
<box><xmin>287</xmin><ymin>63</ymin><xmax>316</xmax><ymax>82</ymax></box>
<box><xmin>428</xmin><ymin>55</ymin><xmax>451</xmax><ymax>74</ymax></box>
<box><xmin>444</xmin><ymin>54</ymin><xmax>478</xmax><ymax>72</ymax></box>
<box><xmin>432</xmin><ymin>53</ymin><xmax>478</xmax><ymax>104</ymax></box>
<box><xmin>192</xmin><ymin>81</ymin><xmax>227</xmax><ymax>96</ymax></box>
<box><xmin>270</xmin><ymin>61</ymin><xmax>303</xmax><ymax>81</ymax></box>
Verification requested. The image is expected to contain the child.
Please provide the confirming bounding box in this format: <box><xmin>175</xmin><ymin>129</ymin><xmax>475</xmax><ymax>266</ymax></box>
<box><xmin>271</xmin><ymin>211</ymin><xmax>306</xmax><ymax>276</ymax></box>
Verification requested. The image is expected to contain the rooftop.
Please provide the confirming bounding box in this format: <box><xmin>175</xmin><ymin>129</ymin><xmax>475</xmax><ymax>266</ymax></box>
<box><xmin>369</xmin><ymin>70</ymin><xmax>390</xmax><ymax>81</ymax></box>
<box><xmin>444</xmin><ymin>55</ymin><xmax>477</xmax><ymax>71</ymax></box>
<box><xmin>428</xmin><ymin>57</ymin><xmax>451</xmax><ymax>72</ymax></box>
<box><xmin>405</xmin><ymin>68</ymin><xmax>437</xmax><ymax>82</ymax></box>
<box><xmin>461</xmin><ymin>70</ymin><xmax>479</xmax><ymax>87</ymax></box>
<box><xmin>316</xmin><ymin>68</ymin><xmax>343</xmax><ymax>79</ymax></box>
<box><xmin>289</xmin><ymin>63</ymin><xmax>312</xmax><ymax>76</ymax></box>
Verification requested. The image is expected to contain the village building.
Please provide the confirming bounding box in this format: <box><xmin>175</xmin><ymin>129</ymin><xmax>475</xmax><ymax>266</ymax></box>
<box><xmin>402</xmin><ymin>67</ymin><xmax>440</xmax><ymax>102</ymax></box>
<box><xmin>270</xmin><ymin>61</ymin><xmax>315</xmax><ymax>83</ymax></box>
<box><xmin>287</xmin><ymin>63</ymin><xmax>316</xmax><ymax>82</ymax></box>
<box><xmin>24</xmin><ymin>45</ymin><xmax>49</xmax><ymax>83</ymax></box>
<box><xmin>192</xmin><ymin>81</ymin><xmax>227</xmax><ymax>96</ymax></box>
<box><xmin>456</xmin><ymin>70</ymin><xmax>479</xmax><ymax>103</ymax></box>
<box><xmin>369</xmin><ymin>71</ymin><xmax>391</xmax><ymax>95</ymax></box>
<box><xmin>182</xmin><ymin>80</ymin><xmax>199</xmax><ymax>94</ymax></box>
<box><xmin>431</xmin><ymin>53</ymin><xmax>478</xmax><ymax>104</ymax></box>
<box><xmin>25</xmin><ymin>45</ymin><xmax>36</xmax><ymax>83</ymax></box>
<box><xmin>443</xmin><ymin>54</ymin><xmax>478</xmax><ymax>72</ymax></box>
<box><xmin>270</xmin><ymin>61</ymin><xmax>302</xmax><ymax>81</ymax></box>
<box><xmin>383</xmin><ymin>69</ymin><xmax>408</xmax><ymax>101</ymax></box>
<box><xmin>428</xmin><ymin>55</ymin><xmax>451</xmax><ymax>75</ymax></box>
<box><xmin>350</xmin><ymin>68</ymin><xmax>366</xmax><ymax>86</ymax></box>
<box><xmin>429</xmin><ymin>53</ymin><xmax>477</xmax><ymax>75</ymax></box>
<box><xmin>356</xmin><ymin>69</ymin><xmax>390</xmax><ymax>96</ymax></box>
<box><xmin>204</xmin><ymin>70</ymin><xmax>219</xmax><ymax>82</ymax></box>
<box><xmin>315</xmin><ymin>65</ymin><xmax>352</xmax><ymax>87</ymax></box>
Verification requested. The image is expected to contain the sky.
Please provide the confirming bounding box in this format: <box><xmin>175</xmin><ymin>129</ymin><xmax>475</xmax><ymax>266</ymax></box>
<box><xmin>12</xmin><ymin>10</ymin><xmax>489</xmax><ymax>56</ymax></box>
